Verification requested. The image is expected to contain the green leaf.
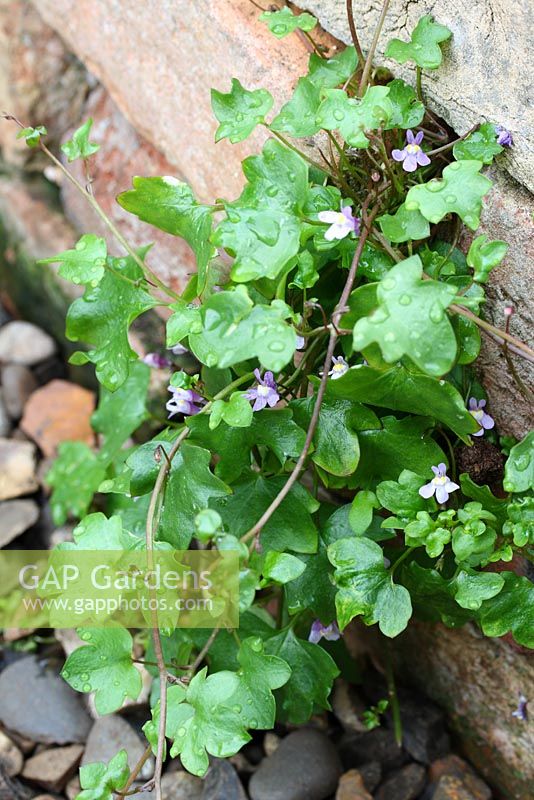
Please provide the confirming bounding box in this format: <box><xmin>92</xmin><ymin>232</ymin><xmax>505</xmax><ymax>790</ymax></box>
<box><xmin>378</xmin><ymin>203</ymin><xmax>430</xmax><ymax>243</ymax></box>
<box><xmin>453</xmin><ymin>123</ymin><xmax>504</xmax><ymax>165</ymax></box>
<box><xmin>291</xmin><ymin>250</ymin><xmax>320</xmax><ymax>289</ymax></box>
<box><xmin>231</xmin><ymin>637</ymin><xmax>291</xmax><ymax>729</ymax></box>
<box><xmin>211</xmin><ymin>78</ymin><xmax>273</xmax><ymax>143</ymax></box>
<box><xmin>38</xmin><ymin>234</ymin><xmax>107</xmax><ymax>286</ymax></box>
<box><xmin>76</xmin><ymin>750</ymin><xmax>129</xmax><ymax>800</ymax></box>
<box><xmin>352</xmin><ymin>257</ymin><xmax>457</xmax><ymax>376</ymax></box>
<box><xmin>164</xmin><ymin>669</ymin><xmax>250</xmax><ymax>775</ymax></box>
<box><xmin>211</xmin><ymin>474</ymin><xmax>318</xmax><ymax>554</ymax></box>
<box><xmin>307</xmin><ymin>46</ymin><xmax>358</xmax><ymax>88</ymax></box>
<box><xmin>460</xmin><ymin>473</ymin><xmax>509</xmax><ymax>530</ymax></box>
<box><xmin>385</xmin><ymin>15</ymin><xmax>451</xmax><ymax>69</ymax></box>
<box><xmin>160</xmin><ymin>442</ymin><xmax>231</xmax><ymax>548</ymax></box>
<box><xmin>452</xmin><ymin>316</ymin><xmax>481</xmax><ymax>364</ymax></box>
<box><xmin>503</xmin><ymin>497</ymin><xmax>534</xmax><ymax>547</ymax></box>
<box><xmin>265</xmin><ymin>627</ymin><xmax>339</xmax><ymax>723</ymax></box>
<box><xmin>284</xmin><ymin>541</ymin><xmax>336</xmax><ymax>621</ymax></box>
<box><xmin>453</xmin><ymin>570</ymin><xmax>504</xmax><ymax>610</ymax></box>
<box><xmin>466</xmin><ymin>234</ymin><xmax>508</xmax><ymax>284</ymax></box>
<box><xmin>117</xmin><ymin>177</ymin><xmax>213</xmax><ymax>293</ymax></box>
<box><xmin>262</xmin><ymin>551</ymin><xmax>305</xmax><ymax>584</ymax></box>
<box><xmin>166</xmin><ymin>300</ymin><xmax>202</xmax><ymax>346</ymax></box>
<box><xmin>58</xmin><ymin>513</ymin><xmax>140</xmax><ymax>551</ymax></box>
<box><xmin>62</xmin><ymin>628</ymin><xmax>142</xmax><ymax>715</ymax></box>
<box><xmin>270</xmin><ymin>77</ymin><xmax>321</xmax><ymax>137</ymax></box>
<box><xmin>328</xmin><ymin>536</ymin><xmax>412</xmax><ymax>636</ymax></box>
<box><xmin>326</xmin><ymin>363</ymin><xmax>479</xmax><ymax>441</ymax></box>
<box><xmin>66</xmin><ymin>250</ymin><xmax>156</xmax><ymax>391</ymax></box>
<box><xmin>47</xmin><ymin>443</ymin><xmax>106</xmax><ymax>525</ymax></box>
<box><xmin>401</xmin><ymin>562</ymin><xmax>473</xmax><ymax>627</ymax></box>
<box><xmin>349</xmin><ymin>490</ymin><xmax>379</xmax><ymax>536</ymax></box>
<box><xmin>377</xmin><ymin>470</ymin><xmax>428</xmax><ymax>519</ymax></box>
<box><xmin>236</xmin><ymin>139</ymin><xmax>309</xmax><ymax>213</ymax></box>
<box><xmin>404</xmin><ymin>511</ymin><xmax>452</xmax><ymax>557</ymax></box>
<box><xmin>478</xmin><ymin>572</ymin><xmax>534</xmax><ymax>648</ymax></box>
<box><xmin>405</xmin><ymin>160</ymin><xmax>493</xmax><ymax>230</ymax></box>
<box><xmin>384</xmin><ymin>80</ymin><xmax>425</xmax><ymax>129</ymax></box>
<box><xmin>16</xmin><ymin>125</ymin><xmax>47</xmax><ymax>148</ymax></box>
<box><xmin>316</xmin><ymin>86</ymin><xmax>392</xmax><ymax>148</ymax></box>
<box><xmin>61</xmin><ymin>118</ymin><xmax>100</xmax><ymax>161</ymax></box>
<box><xmin>260</xmin><ymin>6</ymin><xmax>317</xmax><ymax>38</ymax></box>
<box><xmin>503</xmin><ymin>432</ymin><xmax>534</xmax><ymax>492</ymax></box>
<box><xmin>209</xmin><ymin>392</ymin><xmax>253</xmax><ymax>429</ymax></box>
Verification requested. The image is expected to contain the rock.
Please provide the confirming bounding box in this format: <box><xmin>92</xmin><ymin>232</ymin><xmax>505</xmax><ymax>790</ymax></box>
<box><xmin>0</xmin><ymin>321</ymin><xmax>56</xmax><ymax>366</ymax></box>
<box><xmin>431</xmin><ymin>775</ymin><xmax>481</xmax><ymax>800</ymax></box>
<box><xmin>357</xmin><ymin>761</ymin><xmax>382</xmax><ymax>793</ymax></box>
<box><xmin>20</xmin><ymin>380</ymin><xmax>95</xmax><ymax>457</ymax></box>
<box><xmin>0</xmin><ymin>499</ymin><xmax>39</xmax><ymax>547</ymax></box>
<box><xmin>0</xmin><ymin>656</ymin><xmax>92</xmax><ymax>744</ymax></box>
<box><xmin>0</xmin><ymin>763</ymin><xmax>32</xmax><ymax>800</ymax></box>
<box><xmin>336</xmin><ymin>770</ymin><xmax>372</xmax><ymax>800</ymax></box>
<box><xmin>160</xmin><ymin>770</ymin><xmax>203</xmax><ymax>800</ymax></box>
<box><xmin>429</xmin><ymin>756</ymin><xmax>491</xmax><ymax>800</ymax></box>
<box><xmin>21</xmin><ymin>744</ymin><xmax>83</xmax><ymax>792</ymax></box>
<box><xmin>33</xmin><ymin>795</ymin><xmax>63</xmax><ymax>800</ymax></box>
<box><xmin>0</xmin><ymin>391</ymin><xmax>12</xmax><ymax>437</ymax></box>
<box><xmin>263</xmin><ymin>732</ymin><xmax>281</xmax><ymax>758</ymax></box>
<box><xmin>1</xmin><ymin>365</ymin><xmax>38</xmax><ymax>420</ymax></box>
<box><xmin>82</xmin><ymin>715</ymin><xmax>153</xmax><ymax>781</ymax></box>
<box><xmin>375</xmin><ymin>764</ymin><xmax>427</xmax><ymax>800</ymax></box>
<box><xmin>249</xmin><ymin>729</ymin><xmax>342</xmax><ymax>800</ymax></box>
<box><xmin>65</xmin><ymin>774</ymin><xmax>80</xmax><ymax>800</ymax></box>
<box><xmin>0</xmin><ymin>439</ymin><xmax>38</xmax><ymax>500</ymax></box>
<box><xmin>399</xmin><ymin>691</ymin><xmax>450</xmax><ymax>764</ymax></box>
<box><xmin>0</xmin><ymin>730</ymin><xmax>23</xmax><ymax>777</ymax></box>
<box><xmin>338</xmin><ymin>728</ymin><xmax>404</xmax><ymax>772</ymax></box>
<box><xmin>201</xmin><ymin>759</ymin><xmax>247</xmax><ymax>799</ymax></box>
<box><xmin>332</xmin><ymin>680</ymin><xmax>367</xmax><ymax>733</ymax></box>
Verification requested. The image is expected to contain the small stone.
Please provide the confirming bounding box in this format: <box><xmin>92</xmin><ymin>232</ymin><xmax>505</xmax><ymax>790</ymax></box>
<box><xmin>202</xmin><ymin>759</ymin><xmax>247</xmax><ymax>799</ymax></box>
<box><xmin>0</xmin><ymin>499</ymin><xmax>39</xmax><ymax>546</ymax></box>
<box><xmin>429</xmin><ymin>756</ymin><xmax>491</xmax><ymax>800</ymax></box>
<box><xmin>336</xmin><ymin>769</ymin><xmax>373</xmax><ymax>800</ymax></box>
<box><xmin>0</xmin><ymin>763</ymin><xmax>32</xmax><ymax>800</ymax></box>
<box><xmin>375</xmin><ymin>763</ymin><xmax>427</xmax><ymax>800</ymax></box>
<box><xmin>21</xmin><ymin>744</ymin><xmax>83</xmax><ymax>791</ymax></box>
<box><xmin>0</xmin><ymin>390</ymin><xmax>12</xmax><ymax>436</ymax></box>
<box><xmin>20</xmin><ymin>380</ymin><xmax>95</xmax><ymax>457</ymax></box>
<box><xmin>339</xmin><ymin>728</ymin><xmax>404</xmax><ymax>771</ymax></box>
<box><xmin>400</xmin><ymin>692</ymin><xmax>450</xmax><ymax>763</ymax></box>
<box><xmin>160</xmin><ymin>770</ymin><xmax>203</xmax><ymax>800</ymax></box>
<box><xmin>332</xmin><ymin>680</ymin><xmax>367</xmax><ymax>733</ymax></box>
<box><xmin>1</xmin><ymin>365</ymin><xmax>37</xmax><ymax>420</ymax></box>
<box><xmin>249</xmin><ymin>729</ymin><xmax>342</xmax><ymax>800</ymax></box>
<box><xmin>33</xmin><ymin>795</ymin><xmax>63</xmax><ymax>800</ymax></box>
<box><xmin>0</xmin><ymin>730</ymin><xmax>23</xmax><ymax>776</ymax></box>
<box><xmin>431</xmin><ymin>775</ymin><xmax>481</xmax><ymax>800</ymax></box>
<box><xmin>263</xmin><ymin>732</ymin><xmax>281</xmax><ymax>758</ymax></box>
<box><xmin>65</xmin><ymin>774</ymin><xmax>80</xmax><ymax>800</ymax></box>
<box><xmin>0</xmin><ymin>439</ymin><xmax>38</xmax><ymax>500</ymax></box>
<box><xmin>0</xmin><ymin>321</ymin><xmax>56</xmax><ymax>366</ymax></box>
<box><xmin>357</xmin><ymin>761</ymin><xmax>382</xmax><ymax>793</ymax></box>
<box><xmin>0</xmin><ymin>656</ymin><xmax>92</xmax><ymax>744</ymax></box>
<box><xmin>82</xmin><ymin>715</ymin><xmax>154</xmax><ymax>781</ymax></box>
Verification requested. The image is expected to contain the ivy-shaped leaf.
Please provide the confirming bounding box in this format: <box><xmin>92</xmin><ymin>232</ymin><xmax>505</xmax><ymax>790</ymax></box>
<box><xmin>384</xmin><ymin>80</ymin><xmax>425</xmax><ymax>129</ymax></box>
<box><xmin>58</xmin><ymin>513</ymin><xmax>140</xmax><ymax>551</ymax></box>
<box><xmin>66</xmin><ymin>249</ymin><xmax>157</xmax><ymax>391</ymax></box>
<box><xmin>385</xmin><ymin>15</ymin><xmax>452</xmax><ymax>69</ymax></box>
<box><xmin>262</xmin><ymin>551</ymin><xmax>306</xmax><ymax>585</ymax></box>
<box><xmin>210</xmin><ymin>392</ymin><xmax>253</xmax><ymax>429</ymax></box>
<box><xmin>316</xmin><ymin>86</ymin><xmax>393</xmax><ymax>148</ymax></box>
<box><xmin>16</xmin><ymin>125</ymin><xmax>47</xmax><ymax>148</ymax></box>
<box><xmin>453</xmin><ymin>570</ymin><xmax>504</xmax><ymax>610</ymax></box>
<box><xmin>47</xmin><ymin>443</ymin><xmax>106</xmax><ymax>525</ymax></box>
<box><xmin>405</xmin><ymin>160</ymin><xmax>493</xmax><ymax>230</ymax></box>
<box><xmin>453</xmin><ymin>123</ymin><xmax>504</xmax><ymax>165</ymax></box>
<box><xmin>376</xmin><ymin>470</ymin><xmax>429</xmax><ymax>519</ymax></box>
<box><xmin>76</xmin><ymin>749</ymin><xmax>130</xmax><ymax>800</ymax></box>
<box><xmin>478</xmin><ymin>572</ymin><xmax>534</xmax><ymax>648</ymax></box>
<box><xmin>61</xmin><ymin>118</ymin><xmax>100</xmax><ymax>161</ymax></box>
<box><xmin>503</xmin><ymin>432</ymin><xmax>534</xmax><ymax>493</ymax></box>
<box><xmin>38</xmin><ymin>234</ymin><xmax>107</xmax><ymax>286</ymax></box>
<box><xmin>62</xmin><ymin>628</ymin><xmax>142</xmax><ymax>714</ymax></box>
<box><xmin>328</xmin><ymin>536</ymin><xmax>412</xmax><ymax>637</ymax></box>
<box><xmin>260</xmin><ymin>6</ymin><xmax>317</xmax><ymax>38</ymax></box>
<box><xmin>211</xmin><ymin>78</ymin><xmax>274</xmax><ymax>143</ymax></box>
<box><xmin>166</xmin><ymin>300</ymin><xmax>202</xmax><ymax>346</ymax></box>
<box><xmin>466</xmin><ymin>234</ymin><xmax>508</xmax><ymax>284</ymax></box>
<box><xmin>231</xmin><ymin>637</ymin><xmax>291</xmax><ymax>728</ymax></box>
<box><xmin>117</xmin><ymin>178</ymin><xmax>213</xmax><ymax>293</ymax></box>
<box><xmin>307</xmin><ymin>46</ymin><xmax>358</xmax><ymax>88</ymax></box>
<box><xmin>237</xmin><ymin>139</ymin><xmax>309</xmax><ymax>213</ymax></box>
<box><xmin>270</xmin><ymin>77</ymin><xmax>322</xmax><ymax>137</ymax></box>
<box><xmin>352</xmin><ymin>256</ymin><xmax>457</xmax><ymax>376</ymax></box>
<box><xmin>378</xmin><ymin>203</ymin><xmax>430</xmax><ymax>243</ymax></box>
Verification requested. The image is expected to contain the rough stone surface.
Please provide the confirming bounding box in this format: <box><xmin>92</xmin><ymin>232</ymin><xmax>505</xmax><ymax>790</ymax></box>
<box><xmin>21</xmin><ymin>744</ymin><xmax>84</xmax><ymax>792</ymax></box>
<box><xmin>0</xmin><ymin>389</ymin><xmax>11</xmax><ymax>436</ymax></box>
<box><xmin>0</xmin><ymin>730</ymin><xmax>23</xmax><ymax>777</ymax></box>
<box><xmin>249</xmin><ymin>728</ymin><xmax>343</xmax><ymax>800</ymax></box>
<box><xmin>428</xmin><ymin>755</ymin><xmax>491</xmax><ymax>800</ymax></box>
<box><xmin>82</xmin><ymin>715</ymin><xmax>154</xmax><ymax>781</ymax></box>
<box><xmin>0</xmin><ymin>656</ymin><xmax>92</xmax><ymax>744</ymax></box>
<box><xmin>430</xmin><ymin>775</ymin><xmax>480</xmax><ymax>800</ymax></box>
<box><xmin>1</xmin><ymin>364</ymin><xmax>38</xmax><ymax>420</ymax></box>
<box><xmin>339</xmin><ymin>728</ymin><xmax>404</xmax><ymax>772</ymax></box>
<box><xmin>201</xmin><ymin>758</ymin><xmax>247</xmax><ymax>799</ymax></box>
<box><xmin>399</xmin><ymin>691</ymin><xmax>450</xmax><ymax>764</ymax></box>
<box><xmin>375</xmin><ymin>763</ymin><xmax>427</xmax><ymax>800</ymax></box>
<box><xmin>160</xmin><ymin>770</ymin><xmax>203</xmax><ymax>800</ymax></box>
<box><xmin>0</xmin><ymin>438</ymin><xmax>38</xmax><ymax>499</ymax></box>
<box><xmin>0</xmin><ymin>320</ymin><xmax>56</xmax><ymax>366</ymax></box>
<box><xmin>0</xmin><ymin>498</ymin><xmax>39</xmax><ymax>546</ymax></box>
<box><xmin>20</xmin><ymin>379</ymin><xmax>95</xmax><ymax>456</ymax></box>
<box><xmin>336</xmin><ymin>770</ymin><xmax>372</xmax><ymax>800</ymax></box>
<box><xmin>332</xmin><ymin>679</ymin><xmax>367</xmax><ymax>733</ymax></box>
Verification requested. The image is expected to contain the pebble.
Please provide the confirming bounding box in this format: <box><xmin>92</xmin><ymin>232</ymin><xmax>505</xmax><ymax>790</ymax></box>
<box><xmin>249</xmin><ymin>729</ymin><xmax>342</xmax><ymax>800</ymax></box>
<box><xmin>0</xmin><ymin>439</ymin><xmax>38</xmax><ymax>500</ymax></box>
<box><xmin>332</xmin><ymin>680</ymin><xmax>367</xmax><ymax>733</ymax></box>
<box><xmin>431</xmin><ymin>775</ymin><xmax>481</xmax><ymax>800</ymax></box>
<box><xmin>0</xmin><ymin>321</ymin><xmax>56</xmax><ymax>366</ymax></box>
<box><xmin>358</xmin><ymin>761</ymin><xmax>382</xmax><ymax>793</ymax></box>
<box><xmin>400</xmin><ymin>692</ymin><xmax>450</xmax><ymax>763</ymax></box>
<box><xmin>0</xmin><ymin>656</ymin><xmax>92</xmax><ymax>744</ymax></box>
<box><xmin>20</xmin><ymin>379</ymin><xmax>95</xmax><ymax>457</ymax></box>
<box><xmin>263</xmin><ymin>732</ymin><xmax>281</xmax><ymax>758</ymax></box>
<box><xmin>21</xmin><ymin>744</ymin><xmax>83</xmax><ymax>792</ymax></box>
<box><xmin>1</xmin><ymin>365</ymin><xmax>37</xmax><ymax>419</ymax></box>
<box><xmin>82</xmin><ymin>715</ymin><xmax>154</xmax><ymax>780</ymax></box>
<box><xmin>202</xmin><ymin>758</ymin><xmax>248</xmax><ymax>799</ymax></box>
<box><xmin>65</xmin><ymin>775</ymin><xmax>80</xmax><ymax>800</ymax></box>
<box><xmin>160</xmin><ymin>770</ymin><xmax>203</xmax><ymax>800</ymax></box>
<box><xmin>0</xmin><ymin>499</ymin><xmax>39</xmax><ymax>547</ymax></box>
<box><xmin>336</xmin><ymin>769</ymin><xmax>373</xmax><ymax>800</ymax></box>
<box><xmin>0</xmin><ymin>729</ymin><xmax>23</xmax><ymax>776</ymax></box>
<box><xmin>429</xmin><ymin>756</ymin><xmax>491</xmax><ymax>800</ymax></box>
<box><xmin>0</xmin><ymin>390</ymin><xmax>12</xmax><ymax>436</ymax></box>
<box><xmin>339</xmin><ymin>728</ymin><xmax>404</xmax><ymax>772</ymax></box>
<box><xmin>375</xmin><ymin>763</ymin><xmax>427</xmax><ymax>800</ymax></box>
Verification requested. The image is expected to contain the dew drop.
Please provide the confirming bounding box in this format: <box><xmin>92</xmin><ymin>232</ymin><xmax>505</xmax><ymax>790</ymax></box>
<box><xmin>398</xmin><ymin>294</ymin><xmax>412</xmax><ymax>305</ymax></box>
<box><xmin>249</xmin><ymin>718</ymin><xmax>258</xmax><ymax>729</ymax></box>
<box><xmin>382</xmin><ymin>278</ymin><xmax>396</xmax><ymax>291</ymax></box>
<box><xmin>232</xmin><ymin>705</ymin><xmax>242</xmax><ymax>714</ymax></box>
<box><xmin>448</xmin><ymin>161</ymin><xmax>461</xmax><ymax>171</ymax></box>
<box><xmin>80</xmin><ymin>631</ymin><xmax>92</xmax><ymax>641</ymax></box>
<box><xmin>268</xmin><ymin>340</ymin><xmax>285</xmax><ymax>353</ymax></box>
<box><xmin>409</xmin><ymin>330</ymin><xmax>421</xmax><ymax>340</ymax></box>
<box><xmin>177</xmin><ymin>727</ymin><xmax>186</xmax><ymax>737</ymax></box>
<box><xmin>445</xmin><ymin>195</ymin><xmax>457</xmax><ymax>204</ymax></box>
<box><xmin>429</xmin><ymin>303</ymin><xmax>444</xmax><ymax>323</ymax></box>
<box><xmin>250</xmin><ymin>637</ymin><xmax>262</xmax><ymax>652</ymax></box>
<box><xmin>384</xmin><ymin>332</ymin><xmax>396</xmax><ymax>342</ymax></box>
<box><xmin>62</xmin><ymin>670</ymin><xmax>70</xmax><ymax>679</ymax></box>
<box><xmin>80</xmin><ymin>672</ymin><xmax>89</xmax><ymax>681</ymax></box>
<box><xmin>77</xmin><ymin>240</ymin><xmax>87</xmax><ymax>251</ymax></box>
<box><xmin>266</xmin><ymin>185</ymin><xmax>279</xmax><ymax>198</ymax></box>
<box><xmin>82</xmin><ymin>683</ymin><xmax>92</xmax><ymax>693</ymax></box>
<box><xmin>333</xmin><ymin>109</ymin><xmax>345</xmax><ymax>121</ymax></box>
<box><xmin>272</xmin><ymin>24</ymin><xmax>287</xmax><ymax>35</ymax></box>
<box><xmin>514</xmin><ymin>454</ymin><xmax>531</xmax><ymax>472</ymax></box>
<box><xmin>427</xmin><ymin>180</ymin><xmax>443</xmax><ymax>193</ymax></box>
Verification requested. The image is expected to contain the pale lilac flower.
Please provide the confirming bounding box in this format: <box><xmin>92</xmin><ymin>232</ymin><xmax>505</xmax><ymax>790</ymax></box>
<box><xmin>318</xmin><ymin>205</ymin><xmax>360</xmax><ymax>241</ymax></box>
<box><xmin>419</xmin><ymin>463</ymin><xmax>459</xmax><ymax>505</ymax></box>
<box><xmin>245</xmin><ymin>368</ymin><xmax>279</xmax><ymax>412</ymax></box>
<box><xmin>142</xmin><ymin>352</ymin><xmax>171</xmax><ymax>369</ymax></box>
<box><xmin>309</xmin><ymin>620</ymin><xmax>341</xmax><ymax>645</ymax></box>
<box><xmin>295</xmin><ymin>335</ymin><xmax>306</xmax><ymax>351</ymax></box>
<box><xmin>495</xmin><ymin>125</ymin><xmax>513</xmax><ymax>147</ymax></box>
<box><xmin>512</xmin><ymin>694</ymin><xmax>528</xmax><ymax>721</ymax></box>
<box><xmin>166</xmin><ymin>386</ymin><xmax>204</xmax><ymax>418</ymax></box>
<box><xmin>392</xmin><ymin>130</ymin><xmax>431</xmax><ymax>172</ymax></box>
<box><xmin>328</xmin><ymin>355</ymin><xmax>349</xmax><ymax>380</ymax></box>
<box><xmin>170</xmin><ymin>343</ymin><xmax>188</xmax><ymax>356</ymax></box>
<box><xmin>468</xmin><ymin>398</ymin><xmax>495</xmax><ymax>437</ymax></box>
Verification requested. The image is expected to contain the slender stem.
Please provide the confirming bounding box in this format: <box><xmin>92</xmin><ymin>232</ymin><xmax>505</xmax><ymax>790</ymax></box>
<box><xmin>114</xmin><ymin>744</ymin><xmax>152</xmax><ymax>797</ymax></box>
<box><xmin>189</xmin><ymin>628</ymin><xmax>220</xmax><ymax>675</ymax></box>
<box><xmin>426</xmin><ymin>124</ymin><xmax>478</xmax><ymax>157</ymax></box>
<box><xmin>358</xmin><ymin>0</ymin><xmax>391</xmax><ymax>96</ymax></box>
<box><xmin>416</xmin><ymin>66</ymin><xmax>423</xmax><ymax>101</ymax></box>
<box><xmin>390</xmin><ymin>546</ymin><xmax>415</xmax><ymax>579</ymax></box>
<box><xmin>384</xmin><ymin>642</ymin><xmax>402</xmax><ymax>747</ymax></box>
<box><xmin>346</xmin><ymin>0</ymin><xmax>365</xmax><ymax>66</ymax></box>
<box><xmin>265</xmin><ymin>126</ymin><xmax>336</xmax><ymax>178</ymax></box>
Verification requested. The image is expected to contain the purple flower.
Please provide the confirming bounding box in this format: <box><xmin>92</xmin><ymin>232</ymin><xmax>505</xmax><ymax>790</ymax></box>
<box><xmin>392</xmin><ymin>130</ymin><xmax>431</xmax><ymax>172</ymax></box>
<box><xmin>170</xmin><ymin>343</ymin><xmax>188</xmax><ymax>356</ymax></box>
<box><xmin>495</xmin><ymin>125</ymin><xmax>513</xmax><ymax>147</ymax></box>
<box><xmin>318</xmin><ymin>205</ymin><xmax>360</xmax><ymax>241</ymax></box>
<box><xmin>419</xmin><ymin>463</ymin><xmax>459</xmax><ymax>505</ymax></box>
<box><xmin>309</xmin><ymin>620</ymin><xmax>341</xmax><ymax>645</ymax></box>
<box><xmin>166</xmin><ymin>386</ymin><xmax>204</xmax><ymax>418</ymax></box>
<box><xmin>468</xmin><ymin>398</ymin><xmax>495</xmax><ymax>437</ymax></box>
<box><xmin>295</xmin><ymin>335</ymin><xmax>306</xmax><ymax>351</ymax></box>
<box><xmin>142</xmin><ymin>352</ymin><xmax>171</xmax><ymax>369</ymax></box>
<box><xmin>512</xmin><ymin>694</ymin><xmax>528</xmax><ymax>721</ymax></box>
<box><xmin>328</xmin><ymin>355</ymin><xmax>349</xmax><ymax>380</ymax></box>
<box><xmin>245</xmin><ymin>369</ymin><xmax>280</xmax><ymax>411</ymax></box>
